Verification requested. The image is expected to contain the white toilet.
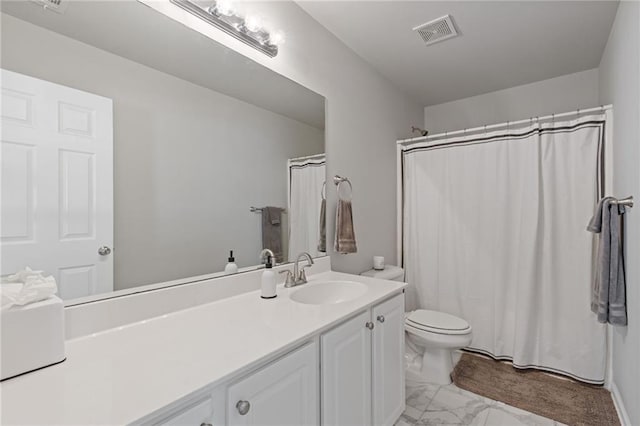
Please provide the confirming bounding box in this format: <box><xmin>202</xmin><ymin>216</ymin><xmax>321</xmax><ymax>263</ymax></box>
<box><xmin>361</xmin><ymin>265</ymin><xmax>473</xmax><ymax>385</ymax></box>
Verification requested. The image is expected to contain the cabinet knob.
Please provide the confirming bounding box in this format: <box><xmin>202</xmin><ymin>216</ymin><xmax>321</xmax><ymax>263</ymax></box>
<box><xmin>377</xmin><ymin>315</ymin><xmax>385</xmax><ymax>323</ymax></box>
<box><xmin>366</xmin><ymin>321</ymin><xmax>374</xmax><ymax>330</ymax></box>
<box><xmin>236</xmin><ymin>400</ymin><xmax>251</xmax><ymax>415</ymax></box>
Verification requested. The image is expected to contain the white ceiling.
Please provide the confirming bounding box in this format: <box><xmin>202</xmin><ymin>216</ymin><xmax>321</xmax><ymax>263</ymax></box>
<box><xmin>1</xmin><ymin>1</ymin><xmax>325</xmax><ymax>129</ymax></box>
<box><xmin>298</xmin><ymin>1</ymin><xmax>619</xmax><ymax>106</ymax></box>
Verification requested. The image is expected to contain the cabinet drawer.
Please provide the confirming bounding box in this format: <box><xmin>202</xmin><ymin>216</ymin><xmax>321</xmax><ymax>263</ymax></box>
<box><xmin>155</xmin><ymin>397</ymin><xmax>214</xmax><ymax>426</ymax></box>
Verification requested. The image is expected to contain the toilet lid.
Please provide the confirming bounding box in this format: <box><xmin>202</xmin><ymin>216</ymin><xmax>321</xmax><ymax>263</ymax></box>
<box><xmin>406</xmin><ymin>309</ymin><xmax>470</xmax><ymax>334</ymax></box>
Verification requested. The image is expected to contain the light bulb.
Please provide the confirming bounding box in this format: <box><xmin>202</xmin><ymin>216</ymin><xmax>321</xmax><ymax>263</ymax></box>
<box><xmin>214</xmin><ymin>0</ymin><xmax>234</xmax><ymax>16</ymax></box>
<box><xmin>244</xmin><ymin>15</ymin><xmax>262</xmax><ymax>33</ymax></box>
<box><xmin>269</xmin><ymin>30</ymin><xmax>285</xmax><ymax>46</ymax></box>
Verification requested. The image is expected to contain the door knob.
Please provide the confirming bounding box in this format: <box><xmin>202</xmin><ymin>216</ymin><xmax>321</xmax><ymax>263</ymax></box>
<box><xmin>236</xmin><ymin>400</ymin><xmax>250</xmax><ymax>415</ymax></box>
<box><xmin>98</xmin><ymin>246</ymin><xmax>111</xmax><ymax>256</ymax></box>
<box><xmin>377</xmin><ymin>315</ymin><xmax>385</xmax><ymax>323</ymax></box>
<box><xmin>366</xmin><ymin>321</ymin><xmax>374</xmax><ymax>330</ymax></box>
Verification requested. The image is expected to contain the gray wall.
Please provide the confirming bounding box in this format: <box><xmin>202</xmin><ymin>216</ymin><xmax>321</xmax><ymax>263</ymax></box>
<box><xmin>1</xmin><ymin>14</ymin><xmax>324</xmax><ymax>290</ymax></box>
<box><xmin>599</xmin><ymin>2</ymin><xmax>640</xmax><ymax>424</ymax></box>
<box><xmin>143</xmin><ymin>1</ymin><xmax>425</xmax><ymax>275</ymax></box>
<box><xmin>423</xmin><ymin>69</ymin><xmax>599</xmax><ymax>133</ymax></box>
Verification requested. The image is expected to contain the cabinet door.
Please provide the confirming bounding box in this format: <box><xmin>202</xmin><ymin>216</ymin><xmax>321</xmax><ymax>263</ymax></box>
<box><xmin>227</xmin><ymin>341</ymin><xmax>318</xmax><ymax>426</ymax></box>
<box><xmin>321</xmin><ymin>310</ymin><xmax>372</xmax><ymax>426</ymax></box>
<box><xmin>372</xmin><ymin>293</ymin><xmax>405</xmax><ymax>426</ymax></box>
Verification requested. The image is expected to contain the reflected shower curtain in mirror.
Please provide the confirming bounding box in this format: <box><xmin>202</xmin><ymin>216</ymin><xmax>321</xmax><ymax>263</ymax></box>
<box><xmin>288</xmin><ymin>155</ymin><xmax>326</xmax><ymax>259</ymax></box>
<box><xmin>402</xmin><ymin>112</ymin><xmax>610</xmax><ymax>384</ymax></box>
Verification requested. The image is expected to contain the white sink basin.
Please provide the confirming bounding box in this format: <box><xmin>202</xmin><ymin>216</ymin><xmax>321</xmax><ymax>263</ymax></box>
<box><xmin>289</xmin><ymin>281</ymin><xmax>368</xmax><ymax>305</ymax></box>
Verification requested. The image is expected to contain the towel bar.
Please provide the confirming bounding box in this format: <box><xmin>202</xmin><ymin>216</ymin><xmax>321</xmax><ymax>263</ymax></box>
<box><xmin>611</xmin><ymin>196</ymin><xmax>634</xmax><ymax>208</ymax></box>
<box><xmin>250</xmin><ymin>206</ymin><xmax>287</xmax><ymax>213</ymax></box>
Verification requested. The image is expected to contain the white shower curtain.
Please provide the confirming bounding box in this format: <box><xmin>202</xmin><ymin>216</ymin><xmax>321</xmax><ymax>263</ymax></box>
<box><xmin>288</xmin><ymin>156</ymin><xmax>326</xmax><ymax>259</ymax></box>
<box><xmin>403</xmin><ymin>113</ymin><xmax>609</xmax><ymax>384</ymax></box>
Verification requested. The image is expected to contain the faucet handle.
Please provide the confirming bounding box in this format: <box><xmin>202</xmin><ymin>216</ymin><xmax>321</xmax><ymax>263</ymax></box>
<box><xmin>279</xmin><ymin>270</ymin><xmax>295</xmax><ymax>287</ymax></box>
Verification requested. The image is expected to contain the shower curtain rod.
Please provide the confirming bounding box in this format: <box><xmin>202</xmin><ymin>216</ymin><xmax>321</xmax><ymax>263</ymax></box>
<box><xmin>396</xmin><ymin>104</ymin><xmax>613</xmax><ymax>146</ymax></box>
<box><xmin>288</xmin><ymin>153</ymin><xmax>326</xmax><ymax>162</ymax></box>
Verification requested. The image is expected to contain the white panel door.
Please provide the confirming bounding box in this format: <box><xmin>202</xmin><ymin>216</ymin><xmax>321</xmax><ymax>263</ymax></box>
<box><xmin>1</xmin><ymin>69</ymin><xmax>113</xmax><ymax>299</ymax></box>
<box><xmin>372</xmin><ymin>294</ymin><xmax>406</xmax><ymax>426</ymax></box>
<box><xmin>321</xmin><ymin>310</ymin><xmax>372</xmax><ymax>426</ymax></box>
<box><xmin>227</xmin><ymin>341</ymin><xmax>319</xmax><ymax>426</ymax></box>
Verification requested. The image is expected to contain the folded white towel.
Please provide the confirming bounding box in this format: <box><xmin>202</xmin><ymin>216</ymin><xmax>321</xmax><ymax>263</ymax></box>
<box><xmin>1</xmin><ymin>267</ymin><xmax>58</xmax><ymax>309</ymax></box>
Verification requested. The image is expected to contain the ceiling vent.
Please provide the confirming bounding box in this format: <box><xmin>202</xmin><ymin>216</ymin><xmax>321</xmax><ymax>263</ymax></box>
<box><xmin>29</xmin><ymin>0</ymin><xmax>68</xmax><ymax>14</ymax></box>
<box><xmin>413</xmin><ymin>15</ymin><xmax>459</xmax><ymax>46</ymax></box>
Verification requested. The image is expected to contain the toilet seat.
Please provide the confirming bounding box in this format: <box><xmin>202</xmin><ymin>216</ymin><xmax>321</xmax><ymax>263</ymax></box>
<box><xmin>405</xmin><ymin>309</ymin><xmax>471</xmax><ymax>335</ymax></box>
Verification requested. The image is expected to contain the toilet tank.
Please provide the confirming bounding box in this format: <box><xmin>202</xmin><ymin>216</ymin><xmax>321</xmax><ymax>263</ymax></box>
<box><xmin>360</xmin><ymin>265</ymin><xmax>405</xmax><ymax>281</ymax></box>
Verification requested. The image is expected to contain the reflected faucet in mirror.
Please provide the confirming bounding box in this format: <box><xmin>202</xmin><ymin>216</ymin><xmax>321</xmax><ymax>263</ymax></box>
<box><xmin>259</xmin><ymin>249</ymin><xmax>276</xmax><ymax>266</ymax></box>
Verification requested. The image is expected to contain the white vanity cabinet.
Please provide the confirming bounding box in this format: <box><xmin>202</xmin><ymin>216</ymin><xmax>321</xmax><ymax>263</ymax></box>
<box><xmin>321</xmin><ymin>293</ymin><xmax>405</xmax><ymax>426</ymax></box>
<box><xmin>227</xmin><ymin>341</ymin><xmax>319</xmax><ymax>426</ymax></box>
<box><xmin>141</xmin><ymin>291</ymin><xmax>405</xmax><ymax>426</ymax></box>
<box><xmin>154</xmin><ymin>396</ymin><xmax>216</xmax><ymax>426</ymax></box>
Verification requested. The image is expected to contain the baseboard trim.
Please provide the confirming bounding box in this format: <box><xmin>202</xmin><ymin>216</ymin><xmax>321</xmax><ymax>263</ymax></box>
<box><xmin>611</xmin><ymin>382</ymin><xmax>631</xmax><ymax>426</ymax></box>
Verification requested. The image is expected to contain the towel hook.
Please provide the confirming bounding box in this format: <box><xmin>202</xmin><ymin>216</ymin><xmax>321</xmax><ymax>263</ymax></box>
<box><xmin>333</xmin><ymin>175</ymin><xmax>353</xmax><ymax>201</ymax></box>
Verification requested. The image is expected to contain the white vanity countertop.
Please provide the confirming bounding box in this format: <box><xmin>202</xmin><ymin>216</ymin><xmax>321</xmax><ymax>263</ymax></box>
<box><xmin>0</xmin><ymin>271</ymin><xmax>405</xmax><ymax>425</ymax></box>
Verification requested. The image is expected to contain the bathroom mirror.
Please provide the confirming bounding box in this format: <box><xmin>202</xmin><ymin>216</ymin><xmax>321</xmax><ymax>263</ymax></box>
<box><xmin>0</xmin><ymin>0</ymin><xmax>326</xmax><ymax>304</ymax></box>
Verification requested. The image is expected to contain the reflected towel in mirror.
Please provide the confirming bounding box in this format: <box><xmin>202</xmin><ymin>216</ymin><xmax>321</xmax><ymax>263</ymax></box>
<box><xmin>262</xmin><ymin>207</ymin><xmax>285</xmax><ymax>263</ymax></box>
<box><xmin>334</xmin><ymin>200</ymin><xmax>357</xmax><ymax>254</ymax></box>
<box><xmin>318</xmin><ymin>198</ymin><xmax>327</xmax><ymax>253</ymax></box>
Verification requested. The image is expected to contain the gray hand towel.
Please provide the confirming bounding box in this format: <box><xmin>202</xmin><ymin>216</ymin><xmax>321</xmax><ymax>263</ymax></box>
<box><xmin>262</xmin><ymin>207</ymin><xmax>284</xmax><ymax>263</ymax></box>
<box><xmin>587</xmin><ymin>197</ymin><xmax>627</xmax><ymax>326</ymax></box>
<box><xmin>334</xmin><ymin>199</ymin><xmax>357</xmax><ymax>254</ymax></box>
<box><xmin>317</xmin><ymin>198</ymin><xmax>326</xmax><ymax>253</ymax></box>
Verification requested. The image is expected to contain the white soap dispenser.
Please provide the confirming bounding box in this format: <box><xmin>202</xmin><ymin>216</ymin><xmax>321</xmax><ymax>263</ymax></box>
<box><xmin>261</xmin><ymin>255</ymin><xmax>277</xmax><ymax>299</ymax></box>
<box><xmin>224</xmin><ymin>250</ymin><xmax>238</xmax><ymax>275</ymax></box>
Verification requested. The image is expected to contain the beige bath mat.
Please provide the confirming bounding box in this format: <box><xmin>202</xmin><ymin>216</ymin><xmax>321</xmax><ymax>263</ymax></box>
<box><xmin>451</xmin><ymin>353</ymin><xmax>620</xmax><ymax>426</ymax></box>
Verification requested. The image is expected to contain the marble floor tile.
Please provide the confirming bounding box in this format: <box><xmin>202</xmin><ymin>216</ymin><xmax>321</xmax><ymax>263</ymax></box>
<box><xmin>395</xmin><ymin>381</ymin><xmax>567</xmax><ymax>426</ymax></box>
<box><xmin>487</xmin><ymin>402</ymin><xmax>566</xmax><ymax>426</ymax></box>
<box><xmin>406</xmin><ymin>379</ymin><xmax>441</xmax><ymax>412</ymax></box>
<box><xmin>417</xmin><ymin>385</ymin><xmax>495</xmax><ymax>425</ymax></box>
<box><xmin>402</xmin><ymin>405</ymin><xmax>426</xmax><ymax>422</ymax></box>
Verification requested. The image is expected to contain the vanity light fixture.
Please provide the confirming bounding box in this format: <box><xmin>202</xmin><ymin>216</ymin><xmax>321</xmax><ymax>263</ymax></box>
<box><xmin>170</xmin><ymin>0</ymin><xmax>282</xmax><ymax>57</ymax></box>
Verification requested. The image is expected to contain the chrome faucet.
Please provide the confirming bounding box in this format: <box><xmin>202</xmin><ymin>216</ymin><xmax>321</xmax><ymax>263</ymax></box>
<box><xmin>259</xmin><ymin>248</ymin><xmax>276</xmax><ymax>265</ymax></box>
<box><xmin>280</xmin><ymin>252</ymin><xmax>314</xmax><ymax>288</ymax></box>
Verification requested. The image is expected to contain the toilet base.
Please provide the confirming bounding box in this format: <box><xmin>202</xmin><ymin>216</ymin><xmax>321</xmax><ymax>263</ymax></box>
<box><xmin>405</xmin><ymin>346</ymin><xmax>455</xmax><ymax>385</ymax></box>
<box><xmin>420</xmin><ymin>347</ymin><xmax>454</xmax><ymax>385</ymax></box>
